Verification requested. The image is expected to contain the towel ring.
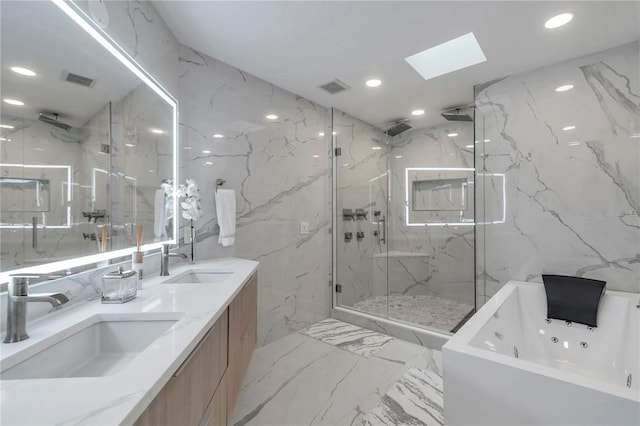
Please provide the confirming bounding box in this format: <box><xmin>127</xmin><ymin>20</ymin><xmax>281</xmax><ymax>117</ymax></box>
<box><xmin>216</xmin><ymin>178</ymin><xmax>226</xmax><ymax>192</ymax></box>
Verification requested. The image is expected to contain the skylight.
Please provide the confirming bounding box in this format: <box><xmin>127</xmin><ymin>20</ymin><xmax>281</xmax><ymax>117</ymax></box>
<box><xmin>405</xmin><ymin>32</ymin><xmax>487</xmax><ymax>81</ymax></box>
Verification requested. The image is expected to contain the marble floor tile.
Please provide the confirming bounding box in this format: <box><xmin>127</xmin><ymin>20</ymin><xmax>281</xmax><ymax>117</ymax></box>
<box><xmin>372</xmin><ymin>338</ymin><xmax>442</xmax><ymax>377</ymax></box>
<box><xmin>230</xmin><ymin>332</ymin><xmax>401</xmax><ymax>426</ymax></box>
<box><xmin>360</xmin><ymin>367</ymin><xmax>444</xmax><ymax>426</ymax></box>
<box><xmin>298</xmin><ymin>318</ymin><xmax>394</xmax><ymax>357</ymax></box>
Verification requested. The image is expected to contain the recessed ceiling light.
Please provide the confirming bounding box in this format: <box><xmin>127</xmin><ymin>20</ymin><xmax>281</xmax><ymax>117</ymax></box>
<box><xmin>631</xmin><ymin>133</ymin><xmax>640</xmax><ymax>138</ymax></box>
<box><xmin>205</xmin><ymin>161</ymin><xmax>213</xmax><ymax>165</ymax></box>
<box><xmin>544</xmin><ymin>12</ymin><xmax>574</xmax><ymax>29</ymax></box>
<box><xmin>266</xmin><ymin>114</ymin><xmax>278</xmax><ymax>120</ymax></box>
<box><xmin>312</xmin><ymin>154</ymin><xmax>320</xmax><ymax>158</ymax></box>
<box><xmin>448</xmin><ymin>133</ymin><xmax>459</xmax><ymax>137</ymax></box>
<box><xmin>213</xmin><ymin>133</ymin><xmax>224</xmax><ymax>138</ymax></box>
<box><xmin>11</xmin><ymin>66</ymin><xmax>36</xmax><ymax>77</ymax></box>
<box><xmin>372</xmin><ymin>146</ymin><xmax>382</xmax><ymax>150</ymax></box>
<box><xmin>395</xmin><ymin>155</ymin><xmax>403</xmax><ymax>159</ymax></box>
<box><xmin>183</xmin><ymin>146</ymin><xmax>192</xmax><ymax>150</ymax></box>
<box><xmin>484</xmin><ymin>139</ymin><xmax>491</xmax><ymax>142</ymax></box>
<box><xmin>562</xmin><ymin>126</ymin><xmax>576</xmax><ymax>131</ymax></box>
<box><xmin>405</xmin><ymin>32</ymin><xmax>486</xmax><ymax>81</ymax></box>
<box><xmin>466</xmin><ymin>145</ymin><xmax>474</xmax><ymax>148</ymax></box>
<box><xmin>202</xmin><ymin>150</ymin><xmax>211</xmax><ymax>154</ymax></box>
<box><xmin>411</xmin><ymin>109</ymin><xmax>425</xmax><ymax>116</ymax></box>
<box><xmin>3</xmin><ymin>98</ymin><xmax>24</xmax><ymax>106</ymax></box>
<box><xmin>342</xmin><ymin>163</ymin><xmax>350</xmax><ymax>167</ymax></box>
<box><xmin>568</xmin><ymin>141</ymin><xmax>581</xmax><ymax>146</ymax></box>
<box><xmin>150</xmin><ymin>128</ymin><xmax>164</xmax><ymax>134</ymax></box>
<box><xmin>555</xmin><ymin>84</ymin><xmax>574</xmax><ymax>92</ymax></box>
<box><xmin>148</xmin><ymin>169</ymin><xmax>155</xmax><ymax>173</ymax></box>
<box><xmin>0</xmin><ymin>124</ymin><xmax>15</xmax><ymax>129</ymax></box>
<box><xmin>125</xmin><ymin>143</ymin><xmax>135</xmax><ymax>147</ymax></box>
<box><xmin>35</xmin><ymin>147</ymin><xmax>45</xmax><ymax>151</ymax></box>
<box><xmin>365</xmin><ymin>79</ymin><xmax>382</xmax><ymax>88</ymax></box>
<box><xmin>319</xmin><ymin>132</ymin><xmax>325</xmax><ymax>137</ymax></box>
<box><xmin>0</xmin><ymin>138</ymin><xmax>6</xmax><ymax>141</ymax></box>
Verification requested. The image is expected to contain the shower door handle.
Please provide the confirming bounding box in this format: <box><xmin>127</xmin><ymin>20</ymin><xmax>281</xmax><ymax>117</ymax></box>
<box><xmin>380</xmin><ymin>216</ymin><xmax>386</xmax><ymax>244</ymax></box>
<box><xmin>32</xmin><ymin>217</ymin><xmax>38</xmax><ymax>249</ymax></box>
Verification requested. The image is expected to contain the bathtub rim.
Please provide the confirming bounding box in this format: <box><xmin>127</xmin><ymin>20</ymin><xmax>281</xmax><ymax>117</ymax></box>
<box><xmin>443</xmin><ymin>280</ymin><xmax>640</xmax><ymax>402</ymax></box>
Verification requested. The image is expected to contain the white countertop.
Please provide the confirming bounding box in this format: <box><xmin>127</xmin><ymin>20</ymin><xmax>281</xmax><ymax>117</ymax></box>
<box><xmin>0</xmin><ymin>257</ymin><xmax>259</xmax><ymax>425</ymax></box>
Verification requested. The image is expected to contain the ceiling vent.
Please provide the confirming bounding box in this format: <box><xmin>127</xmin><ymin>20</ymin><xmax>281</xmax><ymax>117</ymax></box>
<box><xmin>63</xmin><ymin>71</ymin><xmax>95</xmax><ymax>88</ymax></box>
<box><xmin>319</xmin><ymin>79</ymin><xmax>350</xmax><ymax>94</ymax></box>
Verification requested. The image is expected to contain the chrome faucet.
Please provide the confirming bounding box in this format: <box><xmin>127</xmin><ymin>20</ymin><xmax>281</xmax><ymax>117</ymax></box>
<box><xmin>160</xmin><ymin>244</ymin><xmax>188</xmax><ymax>276</ymax></box>
<box><xmin>4</xmin><ymin>274</ymin><xmax>69</xmax><ymax>343</ymax></box>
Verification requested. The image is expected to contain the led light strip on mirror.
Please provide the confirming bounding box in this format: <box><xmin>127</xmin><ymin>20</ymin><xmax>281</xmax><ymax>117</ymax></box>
<box><xmin>0</xmin><ymin>0</ymin><xmax>179</xmax><ymax>284</ymax></box>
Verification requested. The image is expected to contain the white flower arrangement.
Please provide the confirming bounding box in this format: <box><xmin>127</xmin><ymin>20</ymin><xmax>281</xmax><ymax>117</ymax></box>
<box><xmin>177</xmin><ymin>179</ymin><xmax>203</xmax><ymax>221</ymax></box>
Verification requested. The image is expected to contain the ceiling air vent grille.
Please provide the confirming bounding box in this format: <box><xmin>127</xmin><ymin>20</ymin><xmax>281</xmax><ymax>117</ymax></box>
<box><xmin>64</xmin><ymin>72</ymin><xmax>95</xmax><ymax>87</ymax></box>
<box><xmin>319</xmin><ymin>79</ymin><xmax>350</xmax><ymax>94</ymax></box>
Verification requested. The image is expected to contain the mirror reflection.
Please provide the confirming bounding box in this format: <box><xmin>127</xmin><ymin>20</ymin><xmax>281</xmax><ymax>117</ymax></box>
<box><xmin>0</xmin><ymin>1</ymin><xmax>174</xmax><ymax>272</ymax></box>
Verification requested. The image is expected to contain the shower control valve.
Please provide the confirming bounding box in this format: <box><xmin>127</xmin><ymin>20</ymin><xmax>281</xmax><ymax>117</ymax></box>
<box><xmin>356</xmin><ymin>231</ymin><xmax>364</xmax><ymax>241</ymax></box>
<box><xmin>344</xmin><ymin>232</ymin><xmax>353</xmax><ymax>242</ymax></box>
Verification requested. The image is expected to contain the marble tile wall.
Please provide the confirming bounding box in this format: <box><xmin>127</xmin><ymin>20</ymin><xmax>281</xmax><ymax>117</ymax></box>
<box><xmin>475</xmin><ymin>42</ymin><xmax>640</xmax><ymax>304</ymax></box>
<box><xmin>387</xmin><ymin>124</ymin><xmax>475</xmax><ymax>306</ymax></box>
<box><xmin>177</xmin><ymin>45</ymin><xmax>332</xmax><ymax>346</ymax></box>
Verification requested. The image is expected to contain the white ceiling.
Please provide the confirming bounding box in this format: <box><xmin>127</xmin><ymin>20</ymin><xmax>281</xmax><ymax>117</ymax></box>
<box><xmin>154</xmin><ymin>1</ymin><xmax>640</xmax><ymax>130</ymax></box>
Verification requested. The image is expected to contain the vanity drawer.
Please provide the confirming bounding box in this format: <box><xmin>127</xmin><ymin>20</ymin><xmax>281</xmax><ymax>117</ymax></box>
<box><xmin>135</xmin><ymin>309</ymin><xmax>228</xmax><ymax>426</ymax></box>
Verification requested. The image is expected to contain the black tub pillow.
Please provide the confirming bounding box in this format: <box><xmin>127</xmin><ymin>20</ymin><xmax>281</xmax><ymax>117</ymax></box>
<box><xmin>542</xmin><ymin>274</ymin><xmax>606</xmax><ymax>327</ymax></box>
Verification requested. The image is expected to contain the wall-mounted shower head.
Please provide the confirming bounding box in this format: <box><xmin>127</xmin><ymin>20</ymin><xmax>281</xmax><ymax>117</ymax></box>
<box><xmin>441</xmin><ymin>108</ymin><xmax>473</xmax><ymax>122</ymax></box>
<box><xmin>38</xmin><ymin>113</ymin><xmax>72</xmax><ymax>131</ymax></box>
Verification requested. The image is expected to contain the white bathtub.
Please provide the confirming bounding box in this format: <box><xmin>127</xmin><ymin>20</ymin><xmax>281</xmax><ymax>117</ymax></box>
<box><xmin>443</xmin><ymin>280</ymin><xmax>639</xmax><ymax>425</ymax></box>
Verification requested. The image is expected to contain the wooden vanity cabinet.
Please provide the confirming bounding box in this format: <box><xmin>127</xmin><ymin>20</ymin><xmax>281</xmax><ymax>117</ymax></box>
<box><xmin>135</xmin><ymin>272</ymin><xmax>257</xmax><ymax>426</ymax></box>
<box><xmin>135</xmin><ymin>310</ymin><xmax>228</xmax><ymax>426</ymax></box>
<box><xmin>227</xmin><ymin>273</ymin><xmax>257</xmax><ymax>414</ymax></box>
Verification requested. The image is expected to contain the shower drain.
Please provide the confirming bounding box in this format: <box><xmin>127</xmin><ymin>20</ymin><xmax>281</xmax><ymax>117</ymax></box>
<box><xmin>551</xmin><ymin>337</ymin><xmax>559</xmax><ymax>343</ymax></box>
<box><xmin>580</xmin><ymin>341</ymin><xmax>588</xmax><ymax>349</ymax></box>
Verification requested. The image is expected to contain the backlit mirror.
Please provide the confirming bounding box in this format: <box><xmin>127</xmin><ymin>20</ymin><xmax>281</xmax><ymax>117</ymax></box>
<box><xmin>0</xmin><ymin>0</ymin><xmax>177</xmax><ymax>276</ymax></box>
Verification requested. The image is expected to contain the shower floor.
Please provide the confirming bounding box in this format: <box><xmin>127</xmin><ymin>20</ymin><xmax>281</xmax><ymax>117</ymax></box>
<box><xmin>351</xmin><ymin>295</ymin><xmax>474</xmax><ymax>333</ymax></box>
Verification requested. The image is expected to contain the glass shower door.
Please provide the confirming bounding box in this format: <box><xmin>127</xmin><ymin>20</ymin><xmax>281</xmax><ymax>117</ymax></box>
<box><xmin>333</xmin><ymin>110</ymin><xmax>390</xmax><ymax>319</ymax></box>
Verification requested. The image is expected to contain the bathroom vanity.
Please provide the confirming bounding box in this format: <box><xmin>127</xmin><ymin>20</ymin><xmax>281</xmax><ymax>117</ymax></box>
<box><xmin>0</xmin><ymin>257</ymin><xmax>258</xmax><ymax>425</ymax></box>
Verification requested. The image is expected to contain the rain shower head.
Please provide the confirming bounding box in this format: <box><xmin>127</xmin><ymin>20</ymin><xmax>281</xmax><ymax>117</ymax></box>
<box><xmin>441</xmin><ymin>108</ymin><xmax>473</xmax><ymax>122</ymax></box>
<box><xmin>385</xmin><ymin>120</ymin><xmax>412</xmax><ymax>137</ymax></box>
<box><xmin>38</xmin><ymin>113</ymin><xmax>72</xmax><ymax>131</ymax></box>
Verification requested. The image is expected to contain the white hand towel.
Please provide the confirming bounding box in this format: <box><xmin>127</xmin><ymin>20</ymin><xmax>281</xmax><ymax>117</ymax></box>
<box><xmin>215</xmin><ymin>189</ymin><xmax>236</xmax><ymax>247</ymax></box>
<box><xmin>153</xmin><ymin>189</ymin><xmax>165</xmax><ymax>239</ymax></box>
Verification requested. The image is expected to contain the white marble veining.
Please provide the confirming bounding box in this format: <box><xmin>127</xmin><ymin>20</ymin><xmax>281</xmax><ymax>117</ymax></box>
<box><xmin>360</xmin><ymin>367</ymin><xmax>444</xmax><ymax>426</ymax></box>
<box><xmin>177</xmin><ymin>45</ymin><xmax>331</xmax><ymax>346</ymax></box>
<box><xmin>475</xmin><ymin>42</ymin><xmax>640</xmax><ymax>302</ymax></box>
<box><xmin>299</xmin><ymin>318</ymin><xmax>393</xmax><ymax>357</ymax></box>
<box><xmin>0</xmin><ymin>257</ymin><xmax>258</xmax><ymax>425</ymax></box>
<box><xmin>230</xmin><ymin>321</ymin><xmax>443</xmax><ymax>426</ymax></box>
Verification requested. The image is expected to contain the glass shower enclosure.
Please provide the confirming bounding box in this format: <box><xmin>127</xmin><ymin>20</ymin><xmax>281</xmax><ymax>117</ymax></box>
<box><xmin>333</xmin><ymin>109</ymin><xmax>476</xmax><ymax>335</ymax></box>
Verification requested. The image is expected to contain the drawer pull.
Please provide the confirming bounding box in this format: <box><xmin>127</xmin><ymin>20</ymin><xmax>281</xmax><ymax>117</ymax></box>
<box><xmin>174</xmin><ymin>325</ymin><xmax>215</xmax><ymax>377</ymax></box>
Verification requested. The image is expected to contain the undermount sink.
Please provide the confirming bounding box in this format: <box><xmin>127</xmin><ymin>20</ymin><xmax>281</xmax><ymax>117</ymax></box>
<box><xmin>163</xmin><ymin>270</ymin><xmax>233</xmax><ymax>284</ymax></box>
<box><xmin>1</xmin><ymin>314</ymin><xmax>180</xmax><ymax>380</ymax></box>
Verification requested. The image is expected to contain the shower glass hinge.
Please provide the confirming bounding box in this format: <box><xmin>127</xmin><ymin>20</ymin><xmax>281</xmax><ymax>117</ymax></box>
<box><xmin>335</xmin><ymin>284</ymin><xmax>342</xmax><ymax>293</ymax></box>
<box><xmin>335</xmin><ymin>147</ymin><xmax>342</xmax><ymax>156</ymax></box>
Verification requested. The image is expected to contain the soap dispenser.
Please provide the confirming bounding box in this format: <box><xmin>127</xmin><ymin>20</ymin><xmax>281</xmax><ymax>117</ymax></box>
<box><xmin>101</xmin><ymin>267</ymin><xmax>137</xmax><ymax>304</ymax></box>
